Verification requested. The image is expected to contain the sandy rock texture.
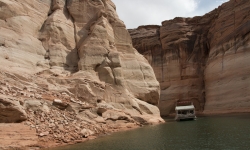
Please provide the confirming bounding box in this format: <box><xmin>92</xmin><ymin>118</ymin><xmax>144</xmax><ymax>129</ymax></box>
<box><xmin>129</xmin><ymin>0</ymin><xmax>250</xmax><ymax>116</ymax></box>
<box><xmin>204</xmin><ymin>0</ymin><xmax>250</xmax><ymax>114</ymax></box>
<box><xmin>0</xmin><ymin>0</ymin><xmax>162</xmax><ymax>149</ymax></box>
<box><xmin>0</xmin><ymin>123</ymin><xmax>38</xmax><ymax>150</ymax></box>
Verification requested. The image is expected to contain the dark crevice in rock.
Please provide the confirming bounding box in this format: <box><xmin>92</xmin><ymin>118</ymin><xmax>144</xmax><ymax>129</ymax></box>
<box><xmin>0</xmin><ymin>43</ymin><xmax>5</xmax><ymax>47</ymax></box>
<box><xmin>65</xmin><ymin>0</ymin><xmax>78</xmax><ymax>51</ymax></box>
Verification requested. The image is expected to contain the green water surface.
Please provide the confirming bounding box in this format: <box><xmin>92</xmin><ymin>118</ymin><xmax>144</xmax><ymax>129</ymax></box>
<box><xmin>48</xmin><ymin>114</ymin><xmax>250</xmax><ymax>150</ymax></box>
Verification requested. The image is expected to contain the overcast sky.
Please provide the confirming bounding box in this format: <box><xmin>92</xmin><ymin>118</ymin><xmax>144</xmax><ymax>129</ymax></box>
<box><xmin>112</xmin><ymin>0</ymin><xmax>229</xmax><ymax>29</ymax></box>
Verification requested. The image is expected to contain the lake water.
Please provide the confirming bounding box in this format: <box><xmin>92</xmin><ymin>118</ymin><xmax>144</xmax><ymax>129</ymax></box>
<box><xmin>48</xmin><ymin>114</ymin><xmax>250</xmax><ymax>150</ymax></box>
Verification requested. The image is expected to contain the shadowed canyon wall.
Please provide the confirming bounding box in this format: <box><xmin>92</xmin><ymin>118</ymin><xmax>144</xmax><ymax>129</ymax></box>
<box><xmin>129</xmin><ymin>0</ymin><xmax>250</xmax><ymax>116</ymax></box>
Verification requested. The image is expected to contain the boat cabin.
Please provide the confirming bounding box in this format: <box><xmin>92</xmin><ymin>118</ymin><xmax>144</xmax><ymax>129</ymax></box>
<box><xmin>175</xmin><ymin>101</ymin><xmax>196</xmax><ymax>121</ymax></box>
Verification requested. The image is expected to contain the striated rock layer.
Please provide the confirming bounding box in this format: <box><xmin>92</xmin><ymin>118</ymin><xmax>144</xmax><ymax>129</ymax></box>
<box><xmin>0</xmin><ymin>0</ymin><xmax>162</xmax><ymax>148</ymax></box>
<box><xmin>129</xmin><ymin>0</ymin><xmax>250</xmax><ymax>116</ymax></box>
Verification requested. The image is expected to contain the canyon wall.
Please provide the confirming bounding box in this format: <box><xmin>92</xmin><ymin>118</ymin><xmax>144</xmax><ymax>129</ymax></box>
<box><xmin>129</xmin><ymin>0</ymin><xmax>250</xmax><ymax>116</ymax></box>
<box><xmin>0</xmin><ymin>0</ymin><xmax>162</xmax><ymax>148</ymax></box>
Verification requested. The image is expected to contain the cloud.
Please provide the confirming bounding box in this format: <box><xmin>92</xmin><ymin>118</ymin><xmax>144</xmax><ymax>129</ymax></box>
<box><xmin>112</xmin><ymin>0</ymin><xmax>229</xmax><ymax>29</ymax></box>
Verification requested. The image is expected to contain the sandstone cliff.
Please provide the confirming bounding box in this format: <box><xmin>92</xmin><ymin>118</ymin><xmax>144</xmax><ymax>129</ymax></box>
<box><xmin>0</xmin><ymin>0</ymin><xmax>163</xmax><ymax>149</ymax></box>
<box><xmin>129</xmin><ymin>0</ymin><xmax>250</xmax><ymax>116</ymax></box>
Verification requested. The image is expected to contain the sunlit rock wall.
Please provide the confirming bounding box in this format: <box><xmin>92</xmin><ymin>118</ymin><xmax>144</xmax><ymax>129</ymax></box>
<box><xmin>0</xmin><ymin>0</ymin><xmax>162</xmax><ymax>125</ymax></box>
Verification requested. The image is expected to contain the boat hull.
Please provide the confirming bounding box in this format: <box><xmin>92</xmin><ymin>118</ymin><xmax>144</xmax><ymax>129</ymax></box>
<box><xmin>175</xmin><ymin>115</ymin><xmax>197</xmax><ymax>121</ymax></box>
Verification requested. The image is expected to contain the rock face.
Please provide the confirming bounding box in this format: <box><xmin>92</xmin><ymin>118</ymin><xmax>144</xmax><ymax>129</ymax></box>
<box><xmin>129</xmin><ymin>0</ymin><xmax>250</xmax><ymax>115</ymax></box>
<box><xmin>66</xmin><ymin>0</ymin><xmax>160</xmax><ymax>105</ymax></box>
<box><xmin>0</xmin><ymin>0</ymin><xmax>162</xmax><ymax>148</ymax></box>
<box><xmin>0</xmin><ymin>0</ymin><xmax>159</xmax><ymax>105</ymax></box>
<box><xmin>204</xmin><ymin>0</ymin><xmax>250</xmax><ymax>114</ymax></box>
<box><xmin>0</xmin><ymin>124</ymin><xmax>38</xmax><ymax>149</ymax></box>
<box><xmin>0</xmin><ymin>95</ymin><xmax>27</xmax><ymax>123</ymax></box>
<box><xmin>0</xmin><ymin>0</ymin><xmax>51</xmax><ymax>72</ymax></box>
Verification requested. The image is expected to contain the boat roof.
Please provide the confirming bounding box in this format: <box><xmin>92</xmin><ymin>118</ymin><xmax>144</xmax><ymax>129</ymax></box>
<box><xmin>175</xmin><ymin>105</ymin><xmax>195</xmax><ymax>111</ymax></box>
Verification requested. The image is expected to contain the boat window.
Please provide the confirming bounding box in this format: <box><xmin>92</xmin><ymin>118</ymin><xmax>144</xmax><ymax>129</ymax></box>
<box><xmin>190</xmin><ymin>110</ymin><xmax>194</xmax><ymax>114</ymax></box>
<box><xmin>182</xmin><ymin>111</ymin><xmax>187</xmax><ymax>114</ymax></box>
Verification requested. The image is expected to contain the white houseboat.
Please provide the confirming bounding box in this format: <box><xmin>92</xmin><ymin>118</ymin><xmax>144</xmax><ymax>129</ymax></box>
<box><xmin>175</xmin><ymin>101</ymin><xmax>196</xmax><ymax>121</ymax></box>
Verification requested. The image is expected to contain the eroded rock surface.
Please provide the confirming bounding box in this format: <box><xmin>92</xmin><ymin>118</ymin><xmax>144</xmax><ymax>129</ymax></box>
<box><xmin>0</xmin><ymin>0</ymin><xmax>162</xmax><ymax>149</ymax></box>
<box><xmin>0</xmin><ymin>0</ymin><xmax>51</xmax><ymax>73</ymax></box>
<box><xmin>204</xmin><ymin>0</ymin><xmax>250</xmax><ymax>114</ymax></box>
<box><xmin>129</xmin><ymin>0</ymin><xmax>250</xmax><ymax>115</ymax></box>
<box><xmin>0</xmin><ymin>95</ymin><xmax>27</xmax><ymax>123</ymax></box>
<box><xmin>0</xmin><ymin>123</ymin><xmax>38</xmax><ymax>149</ymax></box>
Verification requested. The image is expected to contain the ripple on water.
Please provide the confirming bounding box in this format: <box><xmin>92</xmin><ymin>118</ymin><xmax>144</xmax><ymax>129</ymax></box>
<box><xmin>47</xmin><ymin>114</ymin><xmax>250</xmax><ymax>150</ymax></box>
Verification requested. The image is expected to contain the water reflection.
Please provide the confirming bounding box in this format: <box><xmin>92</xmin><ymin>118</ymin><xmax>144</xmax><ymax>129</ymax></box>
<box><xmin>48</xmin><ymin>114</ymin><xmax>250</xmax><ymax>150</ymax></box>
